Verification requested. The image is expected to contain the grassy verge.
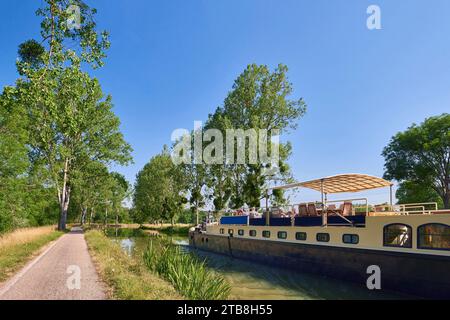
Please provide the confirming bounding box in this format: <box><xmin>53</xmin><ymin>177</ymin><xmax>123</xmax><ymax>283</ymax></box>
<box><xmin>141</xmin><ymin>224</ymin><xmax>192</xmax><ymax>237</ymax></box>
<box><xmin>84</xmin><ymin>230</ymin><xmax>182</xmax><ymax>300</ymax></box>
<box><xmin>0</xmin><ymin>226</ymin><xmax>63</xmax><ymax>282</ymax></box>
<box><xmin>144</xmin><ymin>240</ymin><xmax>231</xmax><ymax>300</ymax></box>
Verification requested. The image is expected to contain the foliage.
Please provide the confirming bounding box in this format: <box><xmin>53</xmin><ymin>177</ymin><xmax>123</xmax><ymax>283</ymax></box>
<box><xmin>0</xmin><ymin>1</ymin><xmax>132</xmax><ymax>231</ymax></box>
<box><xmin>396</xmin><ymin>180</ymin><xmax>443</xmax><ymax>208</ymax></box>
<box><xmin>143</xmin><ymin>240</ymin><xmax>231</xmax><ymax>300</ymax></box>
<box><xmin>204</xmin><ymin>63</ymin><xmax>305</xmax><ymax>210</ymax></box>
<box><xmin>133</xmin><ymin>147</ymin><xmax>186</xmax><ymax>225</ymax></box>
<box><xmin>383</xmin><ymin>114</ymin><xmax>450</xmax><ymax>208</ymax></box>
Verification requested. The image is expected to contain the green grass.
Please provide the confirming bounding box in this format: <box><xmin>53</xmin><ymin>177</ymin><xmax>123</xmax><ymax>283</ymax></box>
<box><xmin>0</xmin><ymin>229</ymin><xmax>63</xmax><ymax>282</ymax></box>
<box><xmin>141</xmin><ymin>225</ymin><xmax>192</xmax><ymax>237</ymax></box>
<box><xmin>84</xmin><ymin>230</ymin><xmax>182</xmax><ymax>300</ymax></box>
<box><xmin>143</xmin><ymin>240</ymin><xmax>231</xmax><ymax>300</ymax></box>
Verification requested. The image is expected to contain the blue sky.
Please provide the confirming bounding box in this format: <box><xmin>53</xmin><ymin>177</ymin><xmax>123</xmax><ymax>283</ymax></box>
<box><xmin>1</xmin><ymin>0</ymin><xmax>450</xmax><ymax>205</ymax></box>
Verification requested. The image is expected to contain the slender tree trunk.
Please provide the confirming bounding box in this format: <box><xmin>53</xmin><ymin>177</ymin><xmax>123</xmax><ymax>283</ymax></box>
<box><xmin>58</xmin><ymin>159</ymin><xmax>70</xmax><ymax>231</ymax></box>
<box><xmin>89</xmin><ymin>207</ymin><xmax>94</xmax><ymax>225</ymax></box>
<box><xmin>80</xmin><ymin>206</ymin><xmax>87</xmax><ymax>225</ymax></box>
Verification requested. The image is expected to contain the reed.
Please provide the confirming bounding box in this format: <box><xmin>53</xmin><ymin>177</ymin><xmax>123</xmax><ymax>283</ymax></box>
<box><xmin>143</xmin><ymin>240</ymin><xmax>231</xmax><ymax>300</ymax></box>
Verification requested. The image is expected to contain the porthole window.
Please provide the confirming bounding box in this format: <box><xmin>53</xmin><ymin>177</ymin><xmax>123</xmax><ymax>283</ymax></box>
<box><xmin>238</xmin><ymin>229</ymin><xmax>245</xmax><ymax>236</ymax></box>
<box><xmin>262</xmin><ymin>231</ymin><xmax>271</xmax><ymax>238</ymax></box>
<box><xmin>296</xmin><ymin>232</ymin><xmax>307</xmax><ymax>241</ymax></box>
<box><xmin>228</xmin><ymin>229</ymin><xmax>234</xmax><ymax>236</ymax></box>
<box><xmin>317</xmin><ymin>233</ymin><xmax>330</xmax><ymax>242</ymax></box>
<box><xmin>249</xmin><ymin>230</ymin><xmax>257</xmax><ymax>237</ymax></box>
<box><xmin>220</xmin><ymin>228</ymin><xmax>224</xmax><ymax>235</ymax></box>
<box><xmin>418</xmin><ymin>224</ymin><xmax>450</xmax><ymax>250</ymax></box>
<box><xmin>277</xmin><ymin>231</ymin><xmax>287</xmax><ymax>239</ymax></box>
<box><xmin>383</xmin><ymin>224</ymin><xmax>412</xmax><ymax>248</ymax></box>
<box><xmin>343</xmin><ymin>234</ymin><xmax>359</xmax><ymax>244</ymax></box>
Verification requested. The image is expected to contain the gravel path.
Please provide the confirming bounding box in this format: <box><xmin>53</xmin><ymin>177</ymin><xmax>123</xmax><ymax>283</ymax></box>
<box><xmin>0</xmin><ymin>227</ymin><xmax>106</xmax><ymax>300</ymax></box>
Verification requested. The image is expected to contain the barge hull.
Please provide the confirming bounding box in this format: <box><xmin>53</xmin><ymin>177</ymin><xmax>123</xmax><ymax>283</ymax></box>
<box><xmin>190</xmin><ymin>232</ymin><xmax>450</xmax><ymax>299</ymax></box>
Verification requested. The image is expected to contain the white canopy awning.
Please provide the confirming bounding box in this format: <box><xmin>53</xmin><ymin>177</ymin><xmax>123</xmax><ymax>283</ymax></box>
<box><xmin>270</xmin><ymin>174</ymin><xmax>393</xmax><ymax>194</ymax></box>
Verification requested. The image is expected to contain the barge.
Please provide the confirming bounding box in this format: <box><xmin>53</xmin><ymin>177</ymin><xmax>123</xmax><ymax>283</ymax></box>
<box><xmin>189</xmin><ymin>174</ymin><xmax>450</xmax><ymax>299</ymax></box>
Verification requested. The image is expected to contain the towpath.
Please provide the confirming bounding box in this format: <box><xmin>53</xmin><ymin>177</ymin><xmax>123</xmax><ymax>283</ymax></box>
<box><xmin>0</xmin><ymin>227</ymin><xmax>106</xmax><ymax>300</ymax></box>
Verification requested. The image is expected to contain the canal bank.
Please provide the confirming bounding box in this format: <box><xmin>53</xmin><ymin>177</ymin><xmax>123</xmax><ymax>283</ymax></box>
<box><xmin>105</xmin><ymin>227</ymin><xmax>412</xmax><ymax>300</ymax></box>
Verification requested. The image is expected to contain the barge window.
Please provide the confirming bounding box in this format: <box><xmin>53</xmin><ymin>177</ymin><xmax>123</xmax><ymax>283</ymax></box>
<box><xmin>238</xmin><ymin>229</ymin><xmax>245</xmax><ymax>236</ymax></box>
<box><xmin>343</xmin><ymin>234</ymin><xmax>359</xmax><ymax>244</ymax></box>
<box><xmin>418</xmin><ymin>224</ymin><xmax>450</xmax><ymax>250</ymax></box>
<box><xmin>262</xmin><ymin>231</ymin><xmax>271</xmax><ymax>238</ymax></box>
<box><xmin>220</xmin><ymin>228</ymin><xmax>224</xmax><ymax>235</ymax></box>
<box><xmin>228</xmin><ymin>229</ymin><xmax>234</xmax><ymax>236</ymax></box>
<box><xmin>317</xmin><ymin>233</ymin><xmax>330</xmax><ymax>242</ymax></box>
<box><xmin>383</xmin><ymin>224</ymin><xmax>412</xmax><ymax>248</ymax></box>
<box><xmin>278</xmin><ymin>231</ymin><xmax>287</xmax><ymax>239</ymax></box>
<box><xmin>249</xmin><ymin>230</ymin><xmax>257</xmax><ymax>237</ymax></box>
<box><xmin>296</xmin><ymin>232</ymin><xmax>307</xmax><ymax>241</ymax></box>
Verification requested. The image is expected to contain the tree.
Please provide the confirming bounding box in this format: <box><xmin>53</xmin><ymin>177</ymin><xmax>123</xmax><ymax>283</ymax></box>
<box><xmin>133</xmin><ymin>147</ymin><xmax>187</xmax><ymax>225</ymax></box>
<box><xmin>396</xmin><ymin>180</ymin><xmax>443</xmax><ymax>208</ymax></box>
<box><xmin>4</xmin><ymin>1</ymin><xmax>132</xmax><ymax>230</ymax></box>
<box><xmin>12</xmin><ymin>67</ymin><xmax>132</xmax><ymax>230</ymax></box>
<box><xmin>383</xmin><ymin>114</ymin><xmax>450</xmax><ymax>208</ymax></box>
<box><xmin>205</xmin><ymin>64</ymin><xmax>305</xmax><ymax>209</ymax></box>
<box><xmin>183</xmin><ymin>163</ymin><xmax>208</xmax><ymax>225</ymax></box>
<box><xmin>109</xmin><ymin>172</ymin><xmax>131</xmax><ymax>225</ymax></box>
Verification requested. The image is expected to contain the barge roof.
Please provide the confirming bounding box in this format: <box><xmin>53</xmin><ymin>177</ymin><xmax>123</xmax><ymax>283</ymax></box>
<box><xmin>270</xmin><ymin>174</ymin><xmax>393</xmax><ymax>194</ymax></box>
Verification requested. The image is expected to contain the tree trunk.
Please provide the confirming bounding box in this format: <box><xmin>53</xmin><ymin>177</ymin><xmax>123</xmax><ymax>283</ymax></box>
<box><xmin>89</xmin><ymin>207</ymin><xmax>94</xmax><ymax>225</ymax></box>
<box><xmin>58</xmin><ymin>191</ymin><xmax>70</xmax><ymax>231</ymax></box>
<box><xmin>444</xmin><ymin>187</ymin><xmax>450</xmax><ymax>209</ymax></box>
<box><xmin>58</xmin><ymin>159</ymin><xmax>70</xmax><ymax>231</ymax></box>
<box><xmin>80</xmin><ymin>206</ymin><xmax>87</xmax><ymax>225</ymax></box>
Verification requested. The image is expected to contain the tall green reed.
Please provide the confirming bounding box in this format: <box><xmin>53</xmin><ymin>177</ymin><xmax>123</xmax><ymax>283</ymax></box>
<box><xmin>143</xmin><ymin>240</ymin><xmax>231</xmax><ymax>300</ymax></box>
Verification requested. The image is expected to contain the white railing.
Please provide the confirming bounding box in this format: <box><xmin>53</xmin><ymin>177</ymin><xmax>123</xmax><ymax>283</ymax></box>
<box><xmin>398</xmin><ymin>202</ymin><xmax>438</xmax><ymax>215</ymax></box>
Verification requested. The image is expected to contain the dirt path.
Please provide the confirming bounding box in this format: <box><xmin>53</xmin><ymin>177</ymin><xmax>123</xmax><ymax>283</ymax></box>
<box><xmin>0</xmin><ymin>227</ymin><xmax>106</xmax><ymax>300</ymax></box>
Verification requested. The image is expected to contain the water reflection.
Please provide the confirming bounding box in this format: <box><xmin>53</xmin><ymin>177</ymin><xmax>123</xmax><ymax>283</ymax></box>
<box><xmin>106</xmin><ymin>228</ymin><xmax>411</xmax><ymax>300</ymax></box>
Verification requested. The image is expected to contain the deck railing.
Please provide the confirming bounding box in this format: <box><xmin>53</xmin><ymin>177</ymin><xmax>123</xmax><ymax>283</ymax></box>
<box><xmin>398</xmin><ymin>202</ymin><xmax>438</xmax><ymax>215</ymax></box>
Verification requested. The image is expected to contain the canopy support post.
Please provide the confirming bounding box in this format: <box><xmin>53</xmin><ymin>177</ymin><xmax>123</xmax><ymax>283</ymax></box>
<box><xmin>321</xmin><ymin>179</ymin><xmax>327</xmax><ymax>227</ymax></box>
<box><xmin>265</xmin><ymin>191</ymin><xmax>270</xmax><ymax>226</ymax></box>
<box><xmin>389</xmin><ymin>184</ymin><xmax>393</xmax><ymax>211</ymax></box>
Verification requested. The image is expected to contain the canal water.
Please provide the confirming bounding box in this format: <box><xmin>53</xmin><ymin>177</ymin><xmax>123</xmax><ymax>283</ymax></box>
<box><xmin>106</xmin><ymin>228</ymin><xmax>411</xmax><ymax>300</ymax></box>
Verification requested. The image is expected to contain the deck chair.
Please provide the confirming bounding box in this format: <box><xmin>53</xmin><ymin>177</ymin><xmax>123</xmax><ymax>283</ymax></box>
<box><xmin>327</xmin><ymin>204</ymin><xmax>338</xmax><ymax>216</ymax></box>
<box><xmin>299</xmin><ymin>204</ymin><xmax>308</xmax><ymax>217</ymax></box>
<box><xmin>307</xmin><ymin>203</ymin><xmax>318</xmax><ymax>216</ymax></box>
<box><xmin>342</xmin><ymin>202</ymin><xmax>353</xmax><ymax>216</ymax></box>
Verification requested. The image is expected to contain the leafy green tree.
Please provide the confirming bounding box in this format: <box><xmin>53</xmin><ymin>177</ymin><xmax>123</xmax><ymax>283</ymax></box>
<box><xmin>383</xmin><ymin>114</ymin><xmax>450</xmax><ymax>208</ymax></box>
<box><xmin>133</xmin><ymin>147</ymin><xmax>187</xmax><ymax>225</ymax></box>
<box><xmin>7</xmin><ymin>1</ymin><xmax>131</xmax><ymax>230</ymax></box>
<box><xmin>205</xmin><ymin>64</ymin><xmax>305</xmax><ymax>209</ymax></box>
<box><xmin>14</xmin><ymin>67</ymin><xmax>132</xmax><ymax>230</ymax></box>
<box><xmin>396</xmin><ymin>180</ymin><xmax>443</xmax><ymax>208</ymax></box>
<box><xmin>0</xmin><ymin>88</ymin><xmax>32</xmax><ymax>232</ymax></box>
<box><xmin>183</xmin><ymin>164</ymin><xmax>208</xmax><ymax>224</ymax></box>
<box><xmin>109</xmin><ymin>172</ymin><xmax>131</xmax><ymax>225</ymax></box>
